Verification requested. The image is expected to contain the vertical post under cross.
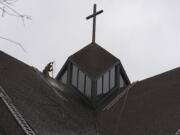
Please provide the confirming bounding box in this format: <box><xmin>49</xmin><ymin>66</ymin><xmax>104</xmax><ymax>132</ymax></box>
<box><xmin>93</xmin><ymin>4</ymin><xmax>96</xmax><ymax>43</ymax></box>
<box><xmin>86</xmin><ymin>4</ymin><xmax>103</xmax><ymax>43</ymax></box>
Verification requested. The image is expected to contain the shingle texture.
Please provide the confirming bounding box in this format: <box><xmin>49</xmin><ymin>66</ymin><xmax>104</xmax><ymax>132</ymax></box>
<box><xmin>0</xmin><ymin>50</ymin><xmax>180</xmax><ymax>135</ymax></box>
<box><xmin>0</xmin><ymin>100</ymin><xmax>25</xmax><ymax>135</ymax></box>
<box><xmin>97</xmin><ymin>67</ymin><xmax>180</xmax><ymax>135</ymax></box>
<box><xmin>0</xmin><ymin>51</ymin><xmax>96</xmax><ymax>135</ymax></box>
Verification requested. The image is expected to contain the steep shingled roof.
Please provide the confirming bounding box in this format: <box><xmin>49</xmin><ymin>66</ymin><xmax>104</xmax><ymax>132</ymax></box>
<box><xmin>98</xmin><ymin>67</ymin><xmax>180</xmax><ymax>135</ymax></box>
<box><xmin>0</xmin><ymin>50</ymin><xmax>180</xmax><ymax>135</ymax></box>
<box><xmin>0</xmin><ymin>51</ymin><xmax>97</xmax><ymax>135</ymax></box>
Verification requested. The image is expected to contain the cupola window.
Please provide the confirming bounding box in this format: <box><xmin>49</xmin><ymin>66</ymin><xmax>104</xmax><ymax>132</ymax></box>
<box><xmin>97</xmin><ymin>77</ymin><xmax>102</xmax><ymax>95</ymax></box>
<box><xmin>85</xmin><ymin>76</ymin><xmax>92</xmax><ymax>98</ymax></box>
<box><xmin>120</xmin><ymin>74</ymin><xmax>125</xmax><ymax>88</ymax></box>
<box><xmin>110</xmin><ymin>67</ymin><xmax>115</xmax><ymax>89</ymax></box>
<box><xmin>97</xmin><ymin>66</ymin><xmax>116</xmax><ymax>95</ymax></box>
<box><xmin>61</xmin><ymin>70</ymin><xmax>67</xmax><ymax>84</ymax></box>
<box><xmin>103</xmin><ymin>71</ymin><xmax>109</xmax><ymax>94</ymax></box>
<box><xmin>78</xmin><ymin>70</ymin><xmax>85</xmax><ymax>93</ymax></box>
<box><xmin>72</xmin><ymin>65</ymin><xmax>78</xmax><ymax>87</ymax></box>
<box><xmin>56</xmin><ymin>43</ymin><xmax>130</xmax><ymax>107</ymax></box>
<box><xmin>57</xmin><ymin>64</ymin><xmax>68</xmax><ymax>85</ymax></box>
<box><xmin>71</xmin><ymin>64</ymin><xmax>92</xmax><ymax>98</ymax></box>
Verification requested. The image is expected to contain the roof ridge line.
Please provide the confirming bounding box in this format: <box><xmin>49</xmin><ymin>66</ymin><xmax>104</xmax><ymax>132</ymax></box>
<box><xmin>102</xmin><ymin>81</ymin><xmax>138</xmax><ymax>111</ymax></box>
<box><xmin>32</xmin><ymin>67</ymin><xmax>68</xmax><ymax>102</ymax></box>
<box><xmin>175</xmin><ymin>128</ymin><xmax>180</xmax><ymax>135</ymax></box>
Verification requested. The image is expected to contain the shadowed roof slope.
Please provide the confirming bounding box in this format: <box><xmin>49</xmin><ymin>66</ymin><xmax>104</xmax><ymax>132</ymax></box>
<box><xmin>97</xmin><ymin>67</ymin><xmax>180</xmax><ymax>135</ymax></box>
<box><xmin>0</xmin><ymin>51</ymin><xmax>97</xmax><ymax>135</ymax></box>
<box><xmin>68</xmin><ymin>42</ymin><xmax>120</xmax><ymax>78</ymax></box>
<box><xmin>1</xmin><ymin>50</ymin><xmax>180</xmax><ymax>135</ymax></box>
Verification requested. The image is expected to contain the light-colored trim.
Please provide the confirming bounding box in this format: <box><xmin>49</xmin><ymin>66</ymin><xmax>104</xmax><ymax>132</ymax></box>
<box><xmin>175</xmin><ymin>129</ymin><xmax>180</xmax><ymax>135</ymax></box>
<box><xmin>103</xmin><ymin>82</ymin><xmax>137</xmax><ymax>111</ymax></box>
<box><xmin>0</xmin><ymin>86</ymin><xmax>36</xmax><ymax>135</ymax></box>
<box><xmin>33</xmin><ymin>68</ymin><xmax>68</xmax><ymax>101</ymax></box>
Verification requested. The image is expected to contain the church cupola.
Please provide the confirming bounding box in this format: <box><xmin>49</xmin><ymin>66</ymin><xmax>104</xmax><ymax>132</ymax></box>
<box><xmin>56</xmin><ymin>43</ymin><xmax>130</xmax><ymax>107</ymax></box>
<box><xmin>56</xmin><ymin>4</ymin><xmax>130</xmax><ymax>107</ymax></box>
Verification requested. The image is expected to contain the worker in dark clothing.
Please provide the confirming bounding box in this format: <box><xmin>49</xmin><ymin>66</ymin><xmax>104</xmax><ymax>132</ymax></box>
<box><xmin>42</xmin><ymin>62</ymin><xmax>53</xmax><ymax>78</ymax></box>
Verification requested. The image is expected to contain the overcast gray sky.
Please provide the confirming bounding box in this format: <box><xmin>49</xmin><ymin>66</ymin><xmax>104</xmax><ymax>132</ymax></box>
<box><xmin>0</xmin><ymin>0</ymin><xmax>180</xmax><ymax>82</ymax></box>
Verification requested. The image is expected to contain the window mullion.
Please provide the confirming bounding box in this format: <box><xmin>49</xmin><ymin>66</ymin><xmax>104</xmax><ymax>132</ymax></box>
<box><xmin>109</xmin><ymin>71</ymin><xmax>110</xmax><ymax>91</ymax></box>
<box><xmin>84</xmin><ymin>75</ymin><xmax>86</xmax><ymax>94</ymax></box>
<box><xmin>77</xmin><ymin>69</ymin><xmax>79</xmax><ymax>88</ymax></box>
<box><xmin>102</xmin><ymin>75</ymin><xmax>104</xmax><ymax>94</ymax></box>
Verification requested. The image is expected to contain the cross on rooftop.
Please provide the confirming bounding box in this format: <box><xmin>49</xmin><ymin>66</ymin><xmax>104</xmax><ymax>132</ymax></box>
<box><xmin>86</xmin><ymin>4</ymin><xmax>103</xmax><ymax>43</ymax></box>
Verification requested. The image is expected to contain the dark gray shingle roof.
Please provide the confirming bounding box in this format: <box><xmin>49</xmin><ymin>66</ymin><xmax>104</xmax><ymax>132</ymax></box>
<box><xmin>69</xmin><ymin>42</ymin><xmax>120</xmax><ymax>78</ymax></box>
<box><xmin>0</xmin><ymin>50</ymin><xmax>180</xmax><ymax>135</ymax></box>
<box><xmin>97</xmin><ymin>67</ymin><xmax>180</xmax><ymax>135</ymax></box>
<box><xmin>0</xmin><ymin>51</ymin><xmax>96</xmax><ymax>135</ymax></box>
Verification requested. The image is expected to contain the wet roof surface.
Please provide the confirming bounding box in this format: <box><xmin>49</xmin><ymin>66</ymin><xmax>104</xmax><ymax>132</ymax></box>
<box><xmin>0</xmin><ymin>50</ymin><xmax>180</xmax><ymax>135</ymax></box>
<box><xmin>0</xmin><ymin>51</ymin><xmax>96</xmax><ymax>135</ymax></box>
<box><xmin>98</xmin><ymin>67</ymin><xmax>180</xmax><ymax>135</ymax></box>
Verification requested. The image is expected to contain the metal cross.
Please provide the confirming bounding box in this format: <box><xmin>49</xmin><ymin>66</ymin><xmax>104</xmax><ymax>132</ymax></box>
<box><xmin>86</xmin><ymin>4</ymin><xmax>103</xmax><ymax>43</ymax></box>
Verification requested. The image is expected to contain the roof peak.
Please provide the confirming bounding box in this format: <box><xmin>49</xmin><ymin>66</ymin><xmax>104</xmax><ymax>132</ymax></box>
<box><xmin>68</xmin><ymin>43</ymin><xmax>120</xmax><ymax>78</ymax></box>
